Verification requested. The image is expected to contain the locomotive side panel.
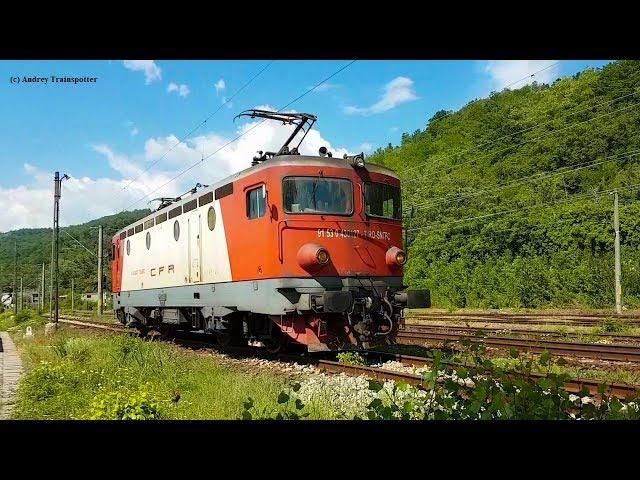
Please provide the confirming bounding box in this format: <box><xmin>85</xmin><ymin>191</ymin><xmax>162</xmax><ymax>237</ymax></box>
<box><xmin>199</xmin><ymin>198</ymin><xmax>232</xmax><ymax>284</ymax></box>
<box><xmin>220</xmin><ymin>171</ymin><xmax>279</xmax><ymax>282</ymax></box>
<box><xmin>119</xmin><ymin>197</ymin><xmax>232</xmax><ymax>292</ymax></box>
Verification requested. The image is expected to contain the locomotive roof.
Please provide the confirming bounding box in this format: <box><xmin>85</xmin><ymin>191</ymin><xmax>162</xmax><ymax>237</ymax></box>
<box><xmin>114</xmin><ymin>154</ymin><xmax>399</xmax><ymax>239</ymax></box>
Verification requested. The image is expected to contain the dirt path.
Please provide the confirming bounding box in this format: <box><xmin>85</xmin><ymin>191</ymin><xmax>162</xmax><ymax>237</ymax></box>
<box><xmin>0</xmin><ymin>332</ymin><xmax>23</xmax><ymax>419</ymax></box>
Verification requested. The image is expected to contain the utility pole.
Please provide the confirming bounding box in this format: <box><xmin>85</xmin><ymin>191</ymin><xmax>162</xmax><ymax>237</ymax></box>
<box><xmin>614</xmin><ymin>191</ymin><xmax>622</xmax><ymax>314</ymax></box>
<box><xmin>71</xmin><ymin>278</ymin><xmax>74</xmax><ymax>313</ymax></box>
<box><xmin>98</xmin><ymin>225</ymin><xmax>103</xmax><ymax>315</ymax></box>
<box><xmin>54</xmin><ymin>171</ymin><xmax>60</xmax><ymax>324</ymax></box>
<box><xmin>19</xmin><ymin>277</ymin><xmax>23</xmax><ymax>311</ymax></box>
<box><xmin>40</xmin><ymin>263</ymin><xmax>45</xmax><ymax>314</ymax></box>
<box><xmin>47</xmin><ymin>171</ymin><xmax>69</xmax><ymax>333</ymax></box>
<box><xmin>49</xmin><ymin>222</ymin><xmax>54</xmax><ymax>320</ymax></box>
<box><xmin>13</xmin><ymin>241</ymin><xmax>17</xmax><ymax>315</ymax></box>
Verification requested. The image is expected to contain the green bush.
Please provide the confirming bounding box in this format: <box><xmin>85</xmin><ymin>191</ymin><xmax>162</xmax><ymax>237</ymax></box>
<box><xmin>85</xmin><ymin>383</ymin><xmax>161</xmax><ymax>420</ymax></box>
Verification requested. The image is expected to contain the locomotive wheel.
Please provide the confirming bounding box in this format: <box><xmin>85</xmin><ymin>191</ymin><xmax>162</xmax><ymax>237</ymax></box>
<box><xmin>135</xmin><ymin>325</ymin><xmax>149</xmax><ymax>337</ymax></box>
<box><xmin>264</xmin><ymin>327</ymin><xmax>286</xmax><ymax>354</ymax></box>
<box><xmin>159</xmin><ymin>324</ymin><xmax>177</xmax><ymax>339</ymax></box>
<box><xmin>216</xmin><ymin>330</ymin><xmax>233</xmax><ymax>347</ymax></box>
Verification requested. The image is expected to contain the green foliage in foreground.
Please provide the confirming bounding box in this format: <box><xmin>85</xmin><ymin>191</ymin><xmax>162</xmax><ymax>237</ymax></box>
<box><xmin>11</xmin><ymin>327</ymin><xmax>287</xmax><ymax>420</ymax></box>
<box><xmin>336</xmin><ymin>351</ymin><xmax>366</xmax><ymax>366</ymax></box>
<box><xmin>247</xmin><ymin>342</ymin><xmax>640</xmax><ymax>420</ymax></box>
<box><xmin>370</xmin><ymin>60</ymin><xmax>640</xmax><ymax>309</ymax></box>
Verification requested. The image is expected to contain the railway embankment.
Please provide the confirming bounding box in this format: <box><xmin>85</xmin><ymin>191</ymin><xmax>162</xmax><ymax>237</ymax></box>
<box><xmin>3</xmin><ymin>309</ymin><xmax>640</xmax><ymax>420</ymax></box>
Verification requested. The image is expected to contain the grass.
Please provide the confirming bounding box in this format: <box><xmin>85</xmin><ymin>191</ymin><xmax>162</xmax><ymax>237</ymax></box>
<box><xmin>4</xmin><ymin>316</ymin><xmax>290</xmax><ymax>420</ymax></box>
<box><xmin>0</xmin><ymin>309</ymin><xmax>47</xmax><ymax>332</ymax></box>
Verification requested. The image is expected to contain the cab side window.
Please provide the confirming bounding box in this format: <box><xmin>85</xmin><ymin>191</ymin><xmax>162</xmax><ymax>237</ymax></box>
<box><xmin>246</xmin><ymin>186</ymin><xmax>266</xmax><ymax>219</ymax></box>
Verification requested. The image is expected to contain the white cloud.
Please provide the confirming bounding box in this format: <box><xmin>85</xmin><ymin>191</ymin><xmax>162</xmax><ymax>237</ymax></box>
<box><xmin>483</xmin><ymin>60</ymin><xmax>560</xmax><ymax>91</ymax></box>
<box><xmin>214</xmin><ymin>78</ymin><xmax>226</xmax><ymax>95</ymax></box>
<box><xmin>0</xmin><ymin>118</ymin><xmax>353</xmax><ymax>230</ymax></box>
<box><xmin>221</xmin><ymin>96</ymin><xmax>232</xmax><ymax>108</ymax></box>
<box><xmin>345</xmin><ymin>76</ymin><xmax>419</xmax><ymax>116</ymax></box>
<box><xmin>130</xmin><ymin>127</ymin><xmax>139</xmax><ymax>136</ymax></box>
<box><xmin>0</xmin><ymin>163</ymin><xmax>160</xmax><ymax>232</ymax></box>
<box><xmin>359</xmin><ymin>142</ymin><xmax>373</xmax><ymax>152</ymax></box>
<box><xmin>167</xmin><ymin>82</ymin><xmax>190</xmax><ymax>98</ymax></box>
<box><xmin>122</xmin><ymin>60</ymin><xmax>162</xmax><ymax>84</ymax></box>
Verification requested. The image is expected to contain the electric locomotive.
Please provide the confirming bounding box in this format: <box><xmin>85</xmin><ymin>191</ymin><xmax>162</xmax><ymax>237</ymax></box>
<box><xmin>111</xmin><ymin>110</ymin><xmax>430</xmax><ymax>352</ymax></box>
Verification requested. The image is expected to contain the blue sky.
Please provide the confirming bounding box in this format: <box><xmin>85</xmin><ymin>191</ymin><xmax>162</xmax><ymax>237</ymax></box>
<box><xmin>0</xmin><ymin>59</ymin><xmax>611</xmax><ymax>231</ymax></box>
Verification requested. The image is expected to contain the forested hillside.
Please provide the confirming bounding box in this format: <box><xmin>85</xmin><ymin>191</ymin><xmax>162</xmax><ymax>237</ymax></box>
<box><xmin>0</xmin><ymin>210</ymin><xmax>149</xmax><ymax>296</ymax></box>
<box><xmin>371</xmin><ymin>60</ymin><xmax>640</xmax><ymax>308</ymax></box>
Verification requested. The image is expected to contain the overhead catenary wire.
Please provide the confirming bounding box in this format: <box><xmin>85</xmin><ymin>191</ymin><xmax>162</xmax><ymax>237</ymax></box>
<box><xmin>61</xmin><ymin>229</ymin><xmax>98</xmax><ymax>258</ymax></box>
<box><xmin>399</xmin><ymin>86</ymin><xmax>640</xmax><ymax>181</ymax></box>
<box><xmin>406</xmin><ymin>181</ymin><xmax>640</xmax><ymax>234</ymax></box>
<box><xmin>403</xmin><ymin>148</ymin><xmax>640</xmax><ymax>213</ymax></box>
<box><xmin>121</xmin><ymin>61</ymin><xmax>275</xmax><ymax>193</ymax></box>
<box><xmin>120</xmin><ymin>60</ymin><xmax>357</xmax><ymax>213</ymax></box>
<box><xmin>399</xmin><ymin>99</ymin><xmax>640</xmax><ymax>206</ymax></box>
<box><xmin>501</xmin><ymin>61</ymin><xmax>560</xmax><ymax>90</ymax></box>
<box><xmin>417</xmin><ymin>62</ymin><xmax>563</xmax><ymax>133</ymax></box>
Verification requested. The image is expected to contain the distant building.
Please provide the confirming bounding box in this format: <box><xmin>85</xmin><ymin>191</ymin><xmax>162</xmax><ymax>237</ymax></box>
<box><xmin>82</xmin><ymin>292</ymin><xmax>108</xmax><ymax>303</ymax></box>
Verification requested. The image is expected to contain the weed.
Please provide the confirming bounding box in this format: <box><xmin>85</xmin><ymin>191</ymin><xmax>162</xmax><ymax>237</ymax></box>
<box><xmin>599</xmin><ymin>317</ymin><xmax>630</xmax><ymax>334</ymax></box>
<box><xmin>336</xmin><ymin>351</ymin><xmax>365</xmax><ymax>366</ymax></box>
<box><xmin>85</xmin><ymin>383</ymin><xmax>161</xmax><ymax>420</ymax></box>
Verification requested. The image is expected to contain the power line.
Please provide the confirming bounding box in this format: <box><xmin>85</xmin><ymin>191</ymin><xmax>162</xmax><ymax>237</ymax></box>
<box><xmin>121</xmin><ymin>60</ymin><xmax>357</xmax><ymax>212</ymax></box>
<box><xmin>399</xmin><ymin>86</ymin><xmax>640</xmax><ymax>180</ymax></box>
<box><xmin>501</xmin><ymin>61</ymin><xmax>560</xmax><ymax>90</ymax></box>
<box><xmin>404</xmin><ymin>148</ymin><xmax>640</xmax><ymax>213</ymax></box>
<box><xmin>406</xmin><ymin>181</ymin><xmax>640</xmax><ymax>234</ymax></box>
<box><xmin>121</xmin><ymin>61</ymin><xmax>275</xmax><ymax>193</ymax></box>
<box><xmin>400</xmin><ymin>98</ymin><xmax>640</xmax><ymax>189</ymax></box>
<box><xmin>418</xmin><ymin>62</ymin><xmax>563</xmax><ymax>132</ymax></box>
<box><xmin>61</xmin><ymin>229</ymin><xmax>98</xmax><ymax>258</ymax></box>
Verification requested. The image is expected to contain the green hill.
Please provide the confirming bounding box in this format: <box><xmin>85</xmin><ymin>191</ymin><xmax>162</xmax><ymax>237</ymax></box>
<box><xmin>0</xmin><ymin>210</ymin><xmax>149</xmax><ymax>300</ymax></box>
<box><xmin>370</xmin><ymin>60</ymin><xmax>640</xmax><ymax>309</ymax></box>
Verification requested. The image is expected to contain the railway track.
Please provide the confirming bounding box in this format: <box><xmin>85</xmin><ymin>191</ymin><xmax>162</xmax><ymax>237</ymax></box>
<box><xmin>51</xmin><ymin>315</ymin><xmax>639</xmax><ymax>401</ymax></box>
<box><xmin>396</xmin><ymin>330</ymin><xmax>640</xmax><ymax>362</ymax></box>
<box><xmin>402</xmin><ymin>323</ymin><xmax>640</xmax><ymax>342</ymax></box>
<box><xmin>407</xmin><ymin>311</ymin><xmax>640</xmax><ymax>327</ymax></box>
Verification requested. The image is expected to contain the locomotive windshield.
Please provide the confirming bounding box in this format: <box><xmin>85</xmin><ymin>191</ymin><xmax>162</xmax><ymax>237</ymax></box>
<box><xmin>283</xmin><ymin>177</ymin><xmax>353</xmax><ymax>215</ymax></box>
<box><xmin>364</xmin><ymin>182</ymin><xmax>402</xmax><ymax>220</ymax></box>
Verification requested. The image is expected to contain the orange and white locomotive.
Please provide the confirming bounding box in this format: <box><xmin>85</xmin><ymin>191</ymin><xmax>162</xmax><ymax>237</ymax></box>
<box><xmin>111</xmin><ymin>110</ymin><xmax>429</xmax><ymax>352</ymax></box>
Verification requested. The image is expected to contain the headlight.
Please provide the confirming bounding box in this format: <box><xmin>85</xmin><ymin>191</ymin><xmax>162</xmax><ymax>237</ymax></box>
<box><xmin>298</xmin><ymin>243</ymin><xmax>330</xmax><ymax>269</ymax></box>
<box><xmin>386</xmin><ymin>246</ymin><xmax>407</xmax><ymax>267</ymax></box>
<box><xmin>316</xmin><ymin>248</ymin><xmax>330</xmax><ymax>265</ymax></box>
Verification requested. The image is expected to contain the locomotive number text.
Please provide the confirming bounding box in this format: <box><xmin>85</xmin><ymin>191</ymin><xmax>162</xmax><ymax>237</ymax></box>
<box><xmin>317</xmin><ymin>228</ymin><xmax>391</xmax><ymax>241</ymax></box>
